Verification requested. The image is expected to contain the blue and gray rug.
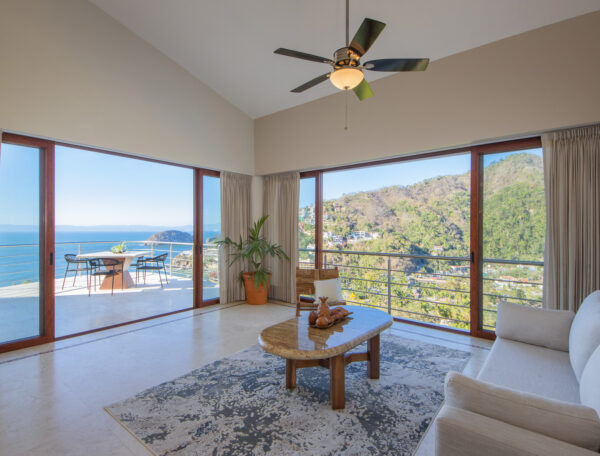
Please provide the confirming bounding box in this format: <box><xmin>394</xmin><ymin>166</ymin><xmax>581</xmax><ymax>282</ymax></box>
<box><xmin>106</xmin><ymin>332</ymin><xmax>469</xmax><ymax>456</ymax></box>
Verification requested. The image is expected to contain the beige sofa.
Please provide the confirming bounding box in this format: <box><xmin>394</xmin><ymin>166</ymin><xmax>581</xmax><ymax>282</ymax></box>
<box><xmin>436</xmin><ymin>291</ymin><xmax>600</xmax><ymax>455</ymax></box>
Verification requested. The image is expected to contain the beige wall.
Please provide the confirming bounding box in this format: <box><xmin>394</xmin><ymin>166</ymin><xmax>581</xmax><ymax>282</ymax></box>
<box><xmin>254</xmin><ymin>11</ymin><xmax>600</xmax><ymax>175</ymax></box>
<box><xmin>0</xmin><ymin>0</ymin><xmax>254</xmax><ymax>174</ymax></box>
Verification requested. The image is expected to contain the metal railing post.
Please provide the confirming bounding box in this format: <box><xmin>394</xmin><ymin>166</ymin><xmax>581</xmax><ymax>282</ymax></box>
<box><xmin>75</xmin><ymin>242</ymin><xmax>82</xmax><ymax>277</ymax></box>
<box><xmin>169</xmin><ymin>243</ymin><xmax>173</xmax><ymax>277</ymax></box>
<box><xmin>387</xmin><ymin>257</ymin><xmax>392</xmax><ymax>315</ymax></box>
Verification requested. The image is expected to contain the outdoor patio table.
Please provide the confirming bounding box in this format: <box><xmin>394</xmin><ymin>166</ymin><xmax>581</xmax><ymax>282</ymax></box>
<box><xmin>77</xmin><ymin>251</ymin><xmax>150</xmax><ymax>290</ymax></box>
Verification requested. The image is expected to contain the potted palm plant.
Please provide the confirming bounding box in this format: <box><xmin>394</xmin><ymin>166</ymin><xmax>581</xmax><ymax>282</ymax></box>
<box><xmin>216</xmin><ymin>215</ymin><xmax>289</xmax><ymax>305</ymax></box>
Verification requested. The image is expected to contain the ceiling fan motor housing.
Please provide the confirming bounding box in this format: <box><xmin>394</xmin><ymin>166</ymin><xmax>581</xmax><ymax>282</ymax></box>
<box><xmin>334</xmin><ymin>47</ymin><xmax>361</xmax><ymax>69</ymax></box>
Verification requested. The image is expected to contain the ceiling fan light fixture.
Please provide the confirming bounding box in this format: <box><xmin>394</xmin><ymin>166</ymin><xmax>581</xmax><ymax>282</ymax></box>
<box><xmin>330</xmin><ymin>67</ymin><xmax>364</xmax><ymax>90</ymax></box>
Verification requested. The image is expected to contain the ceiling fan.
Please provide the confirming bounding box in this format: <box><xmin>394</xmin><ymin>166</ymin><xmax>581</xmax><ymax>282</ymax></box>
<box><xmin>274</xmin><ymin>0</ymin><xmax>429</xmax><ymax>101</ymax></box>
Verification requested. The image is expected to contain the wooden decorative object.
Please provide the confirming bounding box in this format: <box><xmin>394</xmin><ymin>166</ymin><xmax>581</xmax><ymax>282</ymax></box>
<box><xmin>309</xmin><ymin>298</ymin><xmax>353</xmax><ymax>328</ymax></box>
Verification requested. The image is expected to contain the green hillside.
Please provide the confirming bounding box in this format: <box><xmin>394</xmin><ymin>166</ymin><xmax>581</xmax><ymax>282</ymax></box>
<box><xmin>308</xmin><ymin>152</ymin><xmax>544</xmax><ymax>261</ymax></box>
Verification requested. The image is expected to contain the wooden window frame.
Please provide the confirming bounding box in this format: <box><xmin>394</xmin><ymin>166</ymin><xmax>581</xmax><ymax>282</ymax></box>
<box><xmin>0</xmin><ymin>133</ymin><xmax>221</xmax><ymax>353</ymax></box>
<box><xmin>300</xmin><ymin>136</ymin><xmax>542</xmax><ymax>340</ymax></box>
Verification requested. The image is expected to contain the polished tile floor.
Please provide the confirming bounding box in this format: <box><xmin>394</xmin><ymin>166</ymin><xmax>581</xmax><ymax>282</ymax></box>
<box><xmin>0</xmin><ymin>303</ymin><xmax>492</xmax><ymax>455</ymax></box>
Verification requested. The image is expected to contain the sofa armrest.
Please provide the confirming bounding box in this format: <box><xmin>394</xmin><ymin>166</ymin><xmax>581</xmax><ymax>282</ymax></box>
<box><xmin>444</xmin><ymin>372</ymin><xmax>600</xmax><ymax>451</ymax></box>
<box><xmin>496</xmin><ymin>301</ymin><xmax>574</xmax><ymax>351</ymax></box>
<box><xmin>436</xmin><ymin>405</ymin><xmax>598</xmax><ymax>456</ymax></box>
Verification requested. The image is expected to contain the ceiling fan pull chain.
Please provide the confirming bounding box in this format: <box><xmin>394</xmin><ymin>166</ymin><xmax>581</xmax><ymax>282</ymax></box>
<box><xmin>345</xmin><ymin>89</ymin><xmax>349</xmax><ymax>131</ymax></box>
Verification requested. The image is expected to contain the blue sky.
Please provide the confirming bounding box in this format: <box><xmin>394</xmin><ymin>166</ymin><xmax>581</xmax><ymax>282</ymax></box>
<box><xmin>300</xmin><ymin>148</ymin><xmax>542</xmax><ymax>207</ymax></box>
<box><xmin>0</xmin><ymin>144</ymin><xmax>40</xmax><ymax>225</ymax></box>
<box><xmin>3</xmin><ymin>142</ymin><xmax>540</xmax><ymax>226</ymax></box>
<box><xmin>0</xmin><ymin>144</ymin><xmax>221</xmax><ymax>228</ymax></box>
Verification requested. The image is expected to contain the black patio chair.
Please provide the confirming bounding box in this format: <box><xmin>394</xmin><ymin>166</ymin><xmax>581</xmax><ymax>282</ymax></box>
<box><xmin>88</xmin><ymin>258</ymin><xmax>123</xmax><ymax>296</ymax></box>
<box><xmin>136</xmin><ymin>253</ymin><xmax>169</xmax><ymax>287</ymax></box>
<box><xmin>62</xmin><ymin>254</ymin><xmax>91</xmax><ymax>290</ymax></box>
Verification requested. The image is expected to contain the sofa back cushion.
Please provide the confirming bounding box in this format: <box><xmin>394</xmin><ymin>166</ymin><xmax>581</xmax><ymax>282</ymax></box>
<box><xmin>496</xmin><ymin>301</ymin><xmax>573</xmax><ymax>351</ymax></box>
<box><xmin>580</xmin><ymin>344</ymin><xmax>600</xmax><ymax>418</ymax></box>
<box><xmin>569</xmin><ymin>291</ymin><xmax>600</xmax><ymax>382</ymax></box>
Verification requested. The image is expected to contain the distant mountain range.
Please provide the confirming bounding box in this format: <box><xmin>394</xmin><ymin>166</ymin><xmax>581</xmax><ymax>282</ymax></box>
<box><xmin>0</xmin><ymin>223</ymin><xmax>221</xmax><ymax>232</ymax></box>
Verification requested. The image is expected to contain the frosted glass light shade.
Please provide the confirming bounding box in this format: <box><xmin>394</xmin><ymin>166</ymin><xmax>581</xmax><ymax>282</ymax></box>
<box><xmin>330</xmin><ymin>68</ymin><xmax>364</xmax><ymax>90</ymax></box>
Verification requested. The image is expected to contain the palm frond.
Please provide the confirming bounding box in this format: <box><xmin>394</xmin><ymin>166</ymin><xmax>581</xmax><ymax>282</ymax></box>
<box><xmin>217</xmin><ymin>215</ymin><xmax>290</xmax><ymax>282</ymax></box>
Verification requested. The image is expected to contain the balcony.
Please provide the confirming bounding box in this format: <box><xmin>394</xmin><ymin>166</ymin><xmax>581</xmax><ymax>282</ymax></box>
<box><xmin>299</xmin><ymin>248</ymin><xmax>543</xmax><ymax>332</ymax></box>
<box><xmin>0</xmin><ymin>240</ymin><xmax>219</xmax><ymax>341</ymax></box>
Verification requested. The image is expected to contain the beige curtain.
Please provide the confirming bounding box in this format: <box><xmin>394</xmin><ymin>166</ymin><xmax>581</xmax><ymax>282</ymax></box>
<box><xmin>542</xmin><ymin>124</ymin><xmax>600</xmax><ymax>311</ymax></box>
<box><xmin>263</xmin><ymin>172</ymin><xmax>300</xmax><ymax>303</ymax></box>
<box><xmin>219</xmin><ymin>171</ymin><xmax>252</xmax><ymax>303</ymax></box>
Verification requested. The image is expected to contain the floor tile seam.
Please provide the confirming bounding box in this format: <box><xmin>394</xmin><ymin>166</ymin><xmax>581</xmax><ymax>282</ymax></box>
<box><xmin>0</xmin><ymin>303</ymin><xmax>242</xmax><ymax>366</ymax></box>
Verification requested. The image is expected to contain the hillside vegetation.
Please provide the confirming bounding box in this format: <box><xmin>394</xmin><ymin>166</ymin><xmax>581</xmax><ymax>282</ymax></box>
<box><xmin>314</xmin><ymin>153</ymin><xmax>544</xmax><ymax>260</ymax></box>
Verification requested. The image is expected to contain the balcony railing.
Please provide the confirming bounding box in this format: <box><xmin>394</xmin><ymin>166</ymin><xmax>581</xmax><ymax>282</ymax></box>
<box><xmin>299</xmin><ymin>248</ymin><xmax>543</xmax><ymax>331</ymax></box>
<box><xmin>0</xmin><ymin>240</ymin><xmax>219</xmax><ymax>289</ymax></box>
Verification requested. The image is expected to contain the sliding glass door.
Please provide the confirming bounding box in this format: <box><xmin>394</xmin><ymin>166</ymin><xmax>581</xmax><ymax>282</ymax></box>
<box><xmin>54</xmin><ymin>145</ymin><xmax>195</xmax><ymax>337</ymax></box>
<box><xmin>0</xmin><ymin>136</ymin><xmax>54</xmax><ymax>350</ymax></box>
<box><xmin>478</xmin><ymin>147</ymin><xmax>545</xmax><ymax>331</ymax></box>
<box><xmin>0</xmin><ymin>143</ymin><xmax>42</xmax><ymax>344</ymax></box>
<box><xmin>1</xmin><ymin>132</ymin><xmax>221</xmax><ymax>353</ymax></box>
<box><xmin>202</xmin><ymin>174</ymin><xmax>220</xmax><ymax>301</ymax></box>
<box><xmin>298</xmin><ymin>176</ymin><xmax>316</xmax><ymax>269</ymax></box>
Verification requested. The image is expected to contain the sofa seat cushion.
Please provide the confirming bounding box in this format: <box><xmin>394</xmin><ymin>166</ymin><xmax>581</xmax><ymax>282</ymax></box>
<box><xmin>570</xmin><ymin>290</ymin><xmax>600</xmax><ymax>382</ymax></box>
<box><xmin>477</xmin><ymin>338</ymin><xmax>580</xmax><ymax>403</ymax></box>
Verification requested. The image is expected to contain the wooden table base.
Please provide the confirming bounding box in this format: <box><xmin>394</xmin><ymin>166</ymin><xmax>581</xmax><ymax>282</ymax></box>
<box><xmin>285</xmin><ymin>333</ymin><xmax>381</xmax><ymax>409</ymax></box>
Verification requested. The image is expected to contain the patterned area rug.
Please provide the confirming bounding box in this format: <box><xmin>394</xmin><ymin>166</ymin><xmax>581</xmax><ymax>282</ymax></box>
<box><xmin>106</xmin><ymin>332</ymin><xmax>469</xmax><ymax>456</ymax></box>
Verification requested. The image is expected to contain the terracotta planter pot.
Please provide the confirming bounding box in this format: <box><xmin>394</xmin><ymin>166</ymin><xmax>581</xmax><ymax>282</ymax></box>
<box><xmin>242</xmin><ymin>272</ymin><xmax>271</xmax><ymax>305</ymax></box>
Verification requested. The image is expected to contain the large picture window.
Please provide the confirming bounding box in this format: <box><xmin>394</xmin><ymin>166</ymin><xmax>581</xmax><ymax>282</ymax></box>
<box><xmin>320</xmin><ymin>154</ymin><xmax>471</xmax><ymax>329</ymax></box>
<box><xmin>299</xmin><ymin>137</ymin><xmax>544</xmax><ymax>337</ymax></box>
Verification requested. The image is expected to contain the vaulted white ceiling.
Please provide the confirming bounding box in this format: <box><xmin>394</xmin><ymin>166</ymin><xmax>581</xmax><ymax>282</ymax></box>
<box><xmin>89</xmin><ymin>0</ymin><xmax>600</xmax><ymax>119</ymax></box>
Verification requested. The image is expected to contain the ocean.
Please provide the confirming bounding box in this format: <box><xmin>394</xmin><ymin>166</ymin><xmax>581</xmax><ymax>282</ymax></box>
<box><xmin>0</xmin><ymin>230</ymin><xmax>220</xmax><ymax>287</ymax></box>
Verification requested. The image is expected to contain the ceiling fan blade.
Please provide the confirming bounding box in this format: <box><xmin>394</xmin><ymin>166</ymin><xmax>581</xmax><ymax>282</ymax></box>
<box><xmin>291</xmin><ymin>73</ymin><xmax>331</xmax><ymax>93</ymax></box>
<box><xmin>274</xmin><ymin>48</ymin><xmax>333</xmax><ymax>65</ymax></box>
<box><xmin>363</xmin><ymin>58</ymin><xmax>430</xmax><ymax>72</ymax></box>
<box><xmin>349</xmin><ymin>18</ymin><xmax>386</xmax><ymax>56</ymax></box>
<box><xmin>353</xmin><ymin>78</ymin><xmax>373</xmax><ymax>101</ymax></box>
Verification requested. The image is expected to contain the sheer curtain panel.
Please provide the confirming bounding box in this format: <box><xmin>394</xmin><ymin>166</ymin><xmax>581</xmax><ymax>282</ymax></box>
<box><xmin>263</xmin><ymin>172</ymin><xmax>300</xmax><ymax>303</ymax></box>
<box><xmin>219</xmin><ymin>172</ymin><xmax>252</xmax><ymax>303</ymax></box>
<box><xmin>543</xmin><ymin>125</ymin><xmax>600</xmax><ymax>311</ymax></box>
